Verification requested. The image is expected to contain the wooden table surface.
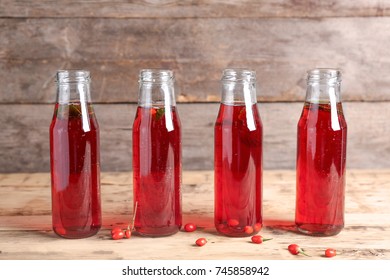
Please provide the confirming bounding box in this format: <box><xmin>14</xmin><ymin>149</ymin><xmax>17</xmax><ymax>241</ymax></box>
<box><xmin>0</xmin><ymin>170</ymin><xmax>389</xmax><ymax>260</ymax></box>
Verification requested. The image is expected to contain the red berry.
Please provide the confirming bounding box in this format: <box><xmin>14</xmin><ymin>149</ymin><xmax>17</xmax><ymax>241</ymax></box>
<box><xmin>217</xmin><ymin>223</ymin><xmax>226</xmax><ymax>231</ymax></box>
<box><xmin>244</xmin><ymin>226</ymin><xmax>254</xmax><ymax>235</ymax></box>
<box><xmin>124</xmin><ymin>230</ymin><xmax>132</xmax><ymax>239</ymax></box>
<box><xmin>111</xmin><ymin>227</ymin><xmax>124</xmax><ymax>240</ymax></box>
<box><xmin>238</xmin><ymin>108</ymin><xmax>246</xmax><ymax>121</ymax></box>
<box><xmin>227</xmin><ymin>219</ymin><xmax>239</xmax><ymax>227</ymax></box>
<box><xmin>55</xmin><ymin>227</ymin><xmax>66</xmax><ymax>236</ymax></box>
<box><xmin>251</xmin><ymin>235</ymin><xmax>272</xmax><ymax>244</ymax></box>
<box><xmin>288</xmin><ymin>244</ymin><xmax>300</xmax><ymax>255</ymax></box>
<box><xmin>288</xmin><ymin>244</ymin><xmax>310</xmax><ymax>257</ymax></box>
<box><xmin>251</xmin><ymin>235</ymin><xmax>263</xmax><ymax>244</ymax></box>
<box><xmin>112</xmin><ymin>230</ymin><xmax>124</xmax><ymax>240</ymax></box>
<box><xmin>195</xmin><ymin>238</ymin><xmax>207</xmax><ymax>247</ymax></box>
<box><xmin>184</xmin><ymin>223</ymin><xmax>197</xmax><ymax>232</ymax></box>
<box><xmin>254</xmin><ymin>223</ymin><xmax>262</xmax><ymax>232</ymax></box>
<box><xmin>111</xmin><ymin>227</ymin><xmax>123</xmax><ymax>235</ymax></box>
<box><xmin>325</xmin><ymin>248</ymin><xmax>337</xmax><ymax>258</ymax></box>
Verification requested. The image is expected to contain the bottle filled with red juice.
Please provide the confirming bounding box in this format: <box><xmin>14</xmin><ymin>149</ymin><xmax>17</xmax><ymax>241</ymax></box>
<box><xmin>50</xmin><ymin>70</ymin><xmax>101</xmax><ymax>238</ymax></box>
<box><xmin>296</xmin><ymin>68</ymin><xmax>347</xmax><ymax>236</ymax></box>
<box><xmin>132</xmin><ymin>69</ymin><xmax>182</xmax><ymax>237</ymax></box>
<box><xmin>214</xmin><ymin>69</ymin><xmax>263</xmax><ymax>237</ymax></box>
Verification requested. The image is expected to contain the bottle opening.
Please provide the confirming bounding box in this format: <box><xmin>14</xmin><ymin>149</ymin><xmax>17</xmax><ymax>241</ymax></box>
<box><xmin>139</xmin><ymin>69</ymin><xmax>174</xmax><ymax>84</ymax></box>
<box><xmin>307</xmin><ymin>68</ymin><xmax>341</xmax><ymax>84</ymax></box>
<box><xmin>56</xmin><ymin>70</ymin><xmax>90</xmax><ymax>84</ymax></box>
<box><xmin>221</xmin><ymin>68</ymin><xmax>256</xmax><ymax>83</ymax></box>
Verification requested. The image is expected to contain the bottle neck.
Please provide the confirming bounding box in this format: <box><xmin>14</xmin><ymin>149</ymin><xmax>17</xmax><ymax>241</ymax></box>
<box><xmin>56</xmin><ymin>70</ymin><xmax>91</xmax><ymax>104</ymax></box>
<box><xmin>221</xmin><ymin>69</ymin><xmax>257</xmax><ymax>105</ymax></box>
<box><xmin>138</xmin><ymin>69</ymin><xmax>176</xmax><ymax>107</ymax></box>
<box><xmin>305</xmin><ymin>69</ymin><xmax>342</xmax><ymax>104</ymax></box>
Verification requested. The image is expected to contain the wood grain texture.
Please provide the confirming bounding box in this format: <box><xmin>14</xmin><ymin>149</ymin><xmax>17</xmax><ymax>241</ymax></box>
<box><xmin>1</xmin><ymin>17</ymin><xmax>390</xmax><ymax>103</ymax></box>
<box><xmin>1</xmin><ymin>0</ymin><xmax>389</xmax><ymax>18</ymax></box>
<box><xmin>1</xmin><ymin>102</ymin><xmax>389</xmax><ymax>173</ymax></box>
<box><xmin>0</xmin><ymin>170</ymin><xmax>389</xmax><ymax>260</ymax></box>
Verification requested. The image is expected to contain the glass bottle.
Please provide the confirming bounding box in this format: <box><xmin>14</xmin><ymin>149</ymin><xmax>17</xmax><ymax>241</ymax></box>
<box><xmin>50</xmin><ymin>70</ymin><xmax>101</xmax><ymax>238</ymax></box>
<box><xmin>296</xmin><ymin>68</ymin><xmax>347</xmax><ymax>236</ymax></box>
<box><xmin>132</xmin><ymin>69</ymin><xmax>182</xmax><ymax>237</ymax></box>
<box><xmin>214</xmin><ymin>69</ymin><xmax>263</xmax><ymax>237</ymax></box>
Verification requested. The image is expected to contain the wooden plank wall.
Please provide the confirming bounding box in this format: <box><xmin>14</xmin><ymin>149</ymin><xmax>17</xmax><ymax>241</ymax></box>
<box><xmin>1</xmin><ymin>0</ymin><xmax>389</xmax><ymax>172</ymax></box>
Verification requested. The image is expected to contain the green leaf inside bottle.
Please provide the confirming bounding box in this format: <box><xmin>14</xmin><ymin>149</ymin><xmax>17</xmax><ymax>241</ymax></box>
<box><xmin>155</xmin><ymin>107</ymin><xmax>165</xmax><ymax>120</ymax></box>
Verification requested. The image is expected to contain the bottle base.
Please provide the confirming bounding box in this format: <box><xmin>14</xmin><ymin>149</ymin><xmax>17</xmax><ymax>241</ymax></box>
<box><xmin>136</xmin><ymin>226</ymin><xmax>180</xmax><ymax>237</ymax></box>
<box><xmin>296</xmin><ymin>223</ymin><xmax>343</xmax><ymax>236</ymax></box>
<box><xmin>216</xmin><ymin>231</ymin><xmax>260</xmax><ymax>238</ymax></box>
<box><xmin>215</xmin><ymin>222</ymin><xmax>262</xmax><ymax>237</ymax></box>
<box><xmin>53</xmin><ymin>225</ymin><xmax>101</xmax><ymax>239</ymax></box>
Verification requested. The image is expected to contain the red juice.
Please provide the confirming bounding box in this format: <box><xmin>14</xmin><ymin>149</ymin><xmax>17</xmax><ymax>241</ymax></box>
<box><xmin>132</xmin><ymin>106</ymin><xmax>182</xmax><ymax>236</ymax></box>
<box><xmin>50</xmin><ymin>102</ymin><xmax>101</xmax><ymax>238</ymax></box>
<box><xmin>214</xmin><ymin>103</ymin><xmax>263</xmax><ymax>237</ymax></box>
<box><xmin>296</xmin><ymin>102</ymin><xmax>347</xmax><ymax>236</ymax></box>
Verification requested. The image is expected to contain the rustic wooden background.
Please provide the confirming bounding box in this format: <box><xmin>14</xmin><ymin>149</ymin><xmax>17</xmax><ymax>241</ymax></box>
<box><xmin>1</xmin><ymin>0</ymin><xmax>390</xmax><ymax>172</ymax></box>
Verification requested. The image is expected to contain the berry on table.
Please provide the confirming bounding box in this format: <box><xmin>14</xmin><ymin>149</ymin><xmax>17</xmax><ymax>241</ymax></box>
<box><xmin>184</xmin><ymin>223</ymin><xmax>197</xmax><ymax>232</ymax></box>
<box><xmin>251</xmin><ymin>235</ymin><xmax>272</xmax><ymax>244</ymax></box>
<box><xmin>111</xmin><ymin>227</ymin><xmax>124</xmax><ymax>240</ymax></box>
<box><xmin>124</xmin><ymin>230</ymin><xmax>132</xmax><ymax>239</ymax></box>
<box><xmin>195</xmin><ymin>238</ymin><xmax>207</xmax><ymax>247</ymax></box>
<box><xmin>288</xmin><ymin>244</ymin><xmax>310</xmax><ymax>257</ymax></box>
<box><xmin>325</xmin><ymin>248</ymin><xmax>337</xmax><ymax>258</ymax></box>
<box><xmin>110</xmin><ymin>201</ymin><xmax>138</xmax><ymax>240</ymax></box>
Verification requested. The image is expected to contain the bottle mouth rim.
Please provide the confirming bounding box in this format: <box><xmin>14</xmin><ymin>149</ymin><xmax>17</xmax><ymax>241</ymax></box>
<box><xmin>307</xmin><ymin>68</ymin><xmax>342</xmax><ymax>83</ymax></box>
<box><xmin>221</xmin><ymin>68</ymin><xmax>256</xmax><ymax>83</ymax></box>
<box><xmin>56</xmin><ymin>70</ymin><xmax>90</xmax><ymax>84</ymax></box>
<box><xmin>139</xmin><ymin>69</ymin><xmax>174</xmax><ymax>83</ymax></box>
